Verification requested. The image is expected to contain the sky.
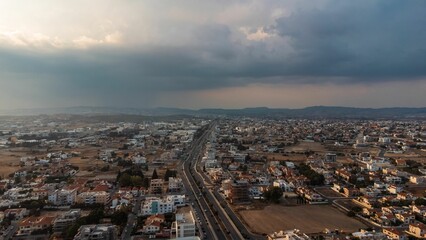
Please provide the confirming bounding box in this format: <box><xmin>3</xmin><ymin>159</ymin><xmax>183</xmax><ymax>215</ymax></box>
<box><xmin>0</xmin><ymin>0</ymin><xmax>425</xmax><ymax>110</ymax></box>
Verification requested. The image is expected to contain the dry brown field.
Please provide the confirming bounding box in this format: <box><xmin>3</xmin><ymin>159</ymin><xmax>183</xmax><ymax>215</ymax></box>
<box><xmin>286</xmin><ymin>141</ymin><xmax>327</xmax><ymax>153</ymax></box>
<box><xmin>239</xmin><ymin>205</ymin><xmax>367</xmax><ymax>234</ymax></box>
<box><xmin>68</xmin><ymin>157</ymin><xmax>107</xmax><ymax>171</ymax></box>
<box><xmin>0</xmin><ymin>149</ymin><xmax>26</xmax><ymax>177</ymax></box>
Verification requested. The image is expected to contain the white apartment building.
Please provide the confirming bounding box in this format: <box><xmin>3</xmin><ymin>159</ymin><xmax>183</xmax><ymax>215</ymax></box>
<box><xmin>174</xmin><ymin>206</ymin><xmax>196</xmax><ymax>239</ymax></box>
<box><xmin>48</xmin><ymin>189</ymin><xmax>77</xmax><ymax>206</ymax></box>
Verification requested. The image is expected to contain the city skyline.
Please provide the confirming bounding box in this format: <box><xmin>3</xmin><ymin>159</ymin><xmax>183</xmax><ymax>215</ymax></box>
<box><xmin>1</xmin><ymin>0</ymin><xmax>426</xmax><ymax>109</ymax></box>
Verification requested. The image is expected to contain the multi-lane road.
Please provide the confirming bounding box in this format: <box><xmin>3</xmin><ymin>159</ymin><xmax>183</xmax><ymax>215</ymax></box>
<box><xmin>181</xmin><ymin>122</ymin><xmax>263</xmax><ymax>240</ymax></box>
<box><xmin>122</xmin><ymin>121</ymin><xmax>263</xmax><ymax>239</ymax></box>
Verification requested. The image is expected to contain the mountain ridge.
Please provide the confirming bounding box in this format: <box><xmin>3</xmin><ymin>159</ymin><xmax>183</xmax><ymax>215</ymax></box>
<box><xmin>1</xmin><ymin>106</ymin><xmax>425</xmax><ymax>119</ymax></box>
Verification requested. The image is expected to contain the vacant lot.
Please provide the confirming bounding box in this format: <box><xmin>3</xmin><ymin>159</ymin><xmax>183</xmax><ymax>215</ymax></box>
<box><xmin>68</xmin><ymin>157</ymin><xmax>107</xmax><ymax>171</ymax></box>
<box><xmin>240</xmin><ymin>205</ymin><xmax>367</xmax><ymax>234</ymax></box>
<box><xmin>286</xmin><ymin>141</ymin><xmax>327</xmax><ymax>153</ymax></box>
<box><xmin>0</xmin><ymin>150</ymin><xmax>25</xmax><ymax>177</ymax></box>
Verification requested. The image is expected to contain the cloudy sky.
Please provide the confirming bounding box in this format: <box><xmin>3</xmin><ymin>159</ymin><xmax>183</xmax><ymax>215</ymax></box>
<box><xmin>0</xmin><ymin>0</ymin><xmax>425</xmax><ymax>109</ymax></box>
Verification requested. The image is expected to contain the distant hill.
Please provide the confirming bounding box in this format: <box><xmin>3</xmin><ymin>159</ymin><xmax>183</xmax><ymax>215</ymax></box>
<box><xmin>1</xmin><ymin>106</ymin><xmax>425</xmax><ymax>119</ymax></box>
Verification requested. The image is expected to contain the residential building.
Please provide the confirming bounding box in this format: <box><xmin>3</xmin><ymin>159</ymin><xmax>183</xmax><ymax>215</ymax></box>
<box><xmin>229</xmin><ymin>180</ymin><xmax>250</xmax><ymax>204</ymax></box>
<box><xmin>73</xmin><ymin>224</ymin><xmax>119</xmax><ymax>240</ymax></box>
<box><xmin>173</xmin><ymin>206</ymin><xmax>196</xmax><ymax>239</ymax></box>
<box><xmin>150</xmin><ymin>179</ymin><xmax>164</xmax><ymax>194</ymax></box>
<box><xmin>53</xmin><ymin>209</ymin><xmax>81</xmax><ymax>232</ymax></box>
<box><xmin>48</xmin><ymin>189</ymin><xmax>77</xmax><ymax>206</ymax></box>
<box><xmin>408</xmin><ymin>222</ymin><xmax>426</xmax><ymax>238</ymax></box>
<box><xmin>17</xmin><ymin>215</ymin><xmax>55</xmax><ymax>236</ymax></box>
<box><xmin>267</xmin><ymin>229</ymin><xmax>310</xmax><ymax>240</ymax></box>
<box><xmin>168</xmin><ymin>177</ymin><xmax>183</xmax><ymax>193</ymax></box>
<box><xmin>141</xmin><ymin>197</ymin><xmax>174</xmax><ymax>216</ymax></box>
<box><xmin>76</xmin><ymin>191</ymin><xmax>110</xmax><ymax>205</ymax></box>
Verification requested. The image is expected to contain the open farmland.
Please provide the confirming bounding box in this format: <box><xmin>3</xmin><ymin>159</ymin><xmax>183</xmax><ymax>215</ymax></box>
<box><xmin>240</xmin><ymin>205</ymin><xmax>367</xmax><ymax>234</ymax></box>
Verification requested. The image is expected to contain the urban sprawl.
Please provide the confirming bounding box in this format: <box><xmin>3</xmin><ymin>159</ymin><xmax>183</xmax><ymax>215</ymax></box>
<box><xmin>0</xmin><ymin>115</ymin><xmax>426</xmax><ymax>240</ymax></box>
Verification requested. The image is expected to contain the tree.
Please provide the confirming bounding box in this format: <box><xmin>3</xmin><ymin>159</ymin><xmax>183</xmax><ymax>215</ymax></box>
<box><xmin>152</xmin><ymin>169</ymin><xmax>158</xmax><ymax>179</ymax></box>
<box><xmin>142</xmin><ymin>177</ymin><xmax>150</xmax><ymax>188</ymax></box>
<box><xmin>415</xmin><ymin>198</ymin><xmax>426</xmax><ymax>206</ymax></box>
<box><xmin>264</xmin><ymin>187</ymin><xmax>283</xmax><ymax>203</ymax></box>
<box><xmin>131</xmin><ymin>176</ymin><xmax>143</xmax><ymax>187</ymax></box>
<box><xmin>164</xmin><ymin>169</ymin><xmax>177</xmax><ymax>180</ymax></box>
<box><xmin>119</xmin><ymin>173</ymin><xmax>132</xmax><ymax>187</ymax></box>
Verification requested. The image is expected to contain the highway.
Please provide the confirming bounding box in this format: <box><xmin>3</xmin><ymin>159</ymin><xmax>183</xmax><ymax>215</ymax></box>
<box><xmin>181</xmin><ymin>122</ymin><xmax>263</xmax><ymax>240</ymax></box>
<box><xmin>180</xmin><ymin>122</ymin><xmax>227</xmax><ymax>240</ymax></box>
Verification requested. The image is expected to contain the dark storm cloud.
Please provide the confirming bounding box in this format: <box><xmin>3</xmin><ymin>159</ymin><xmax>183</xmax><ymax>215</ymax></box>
<box><xmin>1</xmin><ymin>0</ymin><xmax>426</xmax><ymax>103</ymax></box>
<box><xmin>272</xmin><ymin>0</ymin><xmax>426</xmax><ymax>79</ymax></box>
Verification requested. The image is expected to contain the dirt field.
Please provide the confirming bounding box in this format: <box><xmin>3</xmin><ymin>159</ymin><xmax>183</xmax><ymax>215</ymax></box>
<box><xmin>286</xmin><ymin>141</ymin><xmax>327</xmax><ymax>153</ymax></box>
<box><xmin>240</xmin><ymin>205</ymin><xmax>367</xmax><ymax>234</ymax></box>
<box><xmin>68</xmin><ymin>157</ymin><xmax>108</xmax><ymax>171</ymax></box>
<box><xmin>0</xmin><ymin>150</ymin><xmax>25</xmax><ymax>178</ymax></box>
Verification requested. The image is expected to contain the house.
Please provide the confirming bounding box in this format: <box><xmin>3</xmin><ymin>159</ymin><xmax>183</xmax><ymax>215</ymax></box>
<box><xmin>397</xmin><ymin>191</ymin><xmax>416</xmax><ymax>201</ymax></box>
<box><xmin>363</xmin><ymin>207</ymin><xmax>380</xmax><ymax>217</ymax></box>
<box><xmin>373</xmin><ymin>213</ymin><xmax>396</xmax><ymax>226</ymax></box>
<box><xmin>335</xmin><ymin>169</ymin><xmax>353</xmax><ymax>182</ymax></box>
<box><xmin>142</xmin><ymin>214</ymin><xmax>165</xmax><ymax>234</ymax></box>
<box><xmin>395</xmin><ymin>213</ymin><xmax>415</xmax><ymax>225</ymax></box>
<box><xmin>343</xmin><ymin>187</ymin><xmax>360</xmax><ymax>197</ymax></box>
<box><xmin>412</xmin><ymin>205</ymin><xmax>426</xmax><ymax>216</ymax></box>
<box><xmin>383</xmin><ymin>228</ymin><xmax>407</xmax><ymax>240</ymax></box>
<box><xmin>388</xmin><ymin>185</ymin><xmax>403</xmax><ymax>194</ymax></box>
<box><xmin>407</xmin><ymin>222</ymin><xmax>426</xmax><ymax>238</ymax></box>
<box><xmin>268</xmin><ymin>229</ymin><xmax>310</xmax><ymax>240</ymax></box>
<box><xmin>4</xmin><ymin>208</ymin><xmax>28</xmax><ymax>220</ymax></box>
<box><xmin>410</xmin><ymin>175</ymin><xmax>425</xmax><ymax>184</ymax></box>
<box><xmin>273</xmin><ymin>180</ymin><xmax>293</xmax><ymax>192</ymax></box>
<box><xmin>17</xmin><ymin>215</ymin><xmax>55</xmax><ymax>236</ymax></box>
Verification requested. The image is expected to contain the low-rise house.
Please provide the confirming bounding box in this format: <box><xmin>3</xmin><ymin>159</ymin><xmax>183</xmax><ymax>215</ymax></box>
<box><xmin>397</xmin><ymin>191</ymin><xmax>416</xmax><ymax>201</ymax></box>
<box><xmin>273</xmin><ymin>180</ymin><xmax>293</xmax><ymax>192</ymax></box>
<box><xmin>383</xmin><ymin>228</ymin><xmax>407</xmax><ymax>240</ymax></box>
<box><xmin>388</xmin><ymin>185</ymin><xmax>403</xmax><ymax>194</ymax></box>
<box><xmin>142</xmin><ymin>214</ymin><xmax>165</xmax><ymax>234</ymax></box>
<box><xmin>412</xmin><ymin>205</ymin><xmax>426</xmax><ymax>215</ymax></box>
<box><xmin>17</xmin><ymin>215</ymin><xmax>55</xmax><ymax>236</ymax></box>
<box><xmin>410</xmin><ymin>175</ymin><xmax>425</xmax><ymax>184</ymax></box>
<box><xmin>267</xmin><ymin>229</ymin><xmax>310</xmax><ymax>240</ymax></box>
<box><xmin>407</xmin><ymin>222</ymin><xmax>426</xmax><ymax>238</ymax></box>
<box><xmin>373</xmin><ymin>213</ymin><xmax>396</xmax><ymax>226</ymax></box>
<box><xmin>343</xmin><ymin>187</ymin><xmax>360</xmax><ymax>197</ymax></box>
<box><xmin>395</xmin><ymin>213</ymin><xmax>415</xmax><ymax>225</ymax></box>
<box><xmin>4</xmin><ymin>208</ymin><xmax>28</xmax><ymax>220</ymax></box>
